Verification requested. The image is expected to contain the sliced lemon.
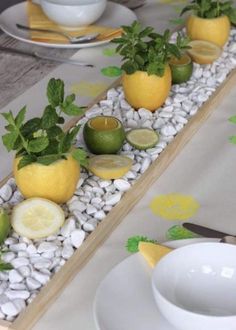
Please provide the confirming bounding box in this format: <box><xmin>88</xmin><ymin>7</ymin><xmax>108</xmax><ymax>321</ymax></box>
<box><xmin>89</xmin><ymin>155</ymin><xmax>132</xmax><ymax>180</ymax></box>
<box><xmin>138</xmin><ymin>242</ymin><xmax>172</xmax><ymax>268</ymax></box>
<box><xmin>187</xmin><ymin>40</ymin><xmax>222</xmax><ymax>65</ymax></box>
<box><xmin>11</xmin><ymin>198</ymin><xmax>65</xmax><ymax>239</ymax></box>
<box><xmin>126</xmin><ymin>128</ymin><xmax>159</xmax><ymax>150</ymax></box>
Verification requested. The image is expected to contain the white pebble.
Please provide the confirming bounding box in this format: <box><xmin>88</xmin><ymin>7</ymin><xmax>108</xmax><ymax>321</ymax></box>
<box><xmin>71</xmin><ymin>230</ymin><xmax>86</xmax><ymax>248</ymax></box>
<box><xmin>60</xmin><ymin>217</ymin><xmax>76</xmax><ymax>238</ymax></box>
<box><xmin>26</xmin><ymin>244</ymin><xmax>37</xmax><ymax>255</ymax></box>
<box><xmin>0</xmin><ymin>283</ymin><xmax>7</xmax><ymax>295</ymax></box>
<box><xmin>0</xmin><ymin>184</ymin><xmax>12</xmax><ymax>202</ymax></box>
<box><xmin>69</xmin><ymin>200</ymin><xmax>86</xmax><ymax>213</ymax></box>
<box><xmin>62</xmin><ymin>245</ymin><xmax>74</xmax><ymax>259</ymax></box>
<box><xmin>10</xmin><ymin>243</ymin><xmax>27</xmax><ymax>252</ymax></box>
<box><xmin>5</xmin><ymin>290</ymin><xmax>30</xmax><ymax>300</ymax></box>
<box><xmin>1</xmin><ymin>302</ymin><xmax>19</xmax><ymax>316</ymax></box>
<box><xmin>11</xmin><ymin>257</ymin><xmax>29</xmax><ymax>268</ymax></box>
<box><xmin>38</xmin><ymin>242</ymin><xmax>58</xmax><ymax>253</ymax></box>
<box><xmin>26</xmin><ymin>277</ymin><xmax>41</xmax><ymax>290</ymax></box>
<box><xmin>161</xmin><ymin>125</ymin><xmax>177</xmax><ymax>136</ymax></box>
<box><xmin>140</xmin><ymin>157</ymin><xmax>151</xmax><ymax>173</ymax></box>
<box><xmin>34</xmin><ymin>260</ymin><xmax>51</xmax><ymax>270</ymax></box>
<box><xmin>32</xmin><ymin>271</ymin><xmax>50</xmax><ymax>285</ymax></box>
<box><xmin>9</xmin><ymin>270</ymin><xmax>24</xmax><ymax>284</ymax></box>
<box><xmin>86</xmin><ymin>204</ymin><xmax>97</xmax><ymax>215</ymax></box>
<box><xmin>105</xmin><ymin>193</ymin><xmax>122</xmax><ymax>206</ymax></box>
<box><xmin>12</xmin><ymin>299</ymin><xmax>26</xmax><ymax>313</ymax></box>
<box><xmin>2</xmin><ymin>252</ymin><xmax>16</xmax><ymax>263</ymax></box>
<box><xmin>18</xmin><ymin>266</ymin><xmax>31</xmax><ymax>278</ymax></box>
<box><xmin>94</xmin><ymin>210</ymin><xmax>106</xmax><ymax>220</ymax></box>
<box><xmin>9</xmin><ymin>283</ymin><xmax>26</xmax><ymax>290</ymax></box>
<box><xmin>114</xmin><ymin>179</ymin><xmax>131</xmax><ymax>191</ymax></box>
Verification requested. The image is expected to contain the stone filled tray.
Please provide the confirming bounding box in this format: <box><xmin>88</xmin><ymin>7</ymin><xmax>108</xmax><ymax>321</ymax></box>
<box><xmin>0</xmin><ymin>29</ymin><xmax>236</xmax><ymax>330</ymax></box>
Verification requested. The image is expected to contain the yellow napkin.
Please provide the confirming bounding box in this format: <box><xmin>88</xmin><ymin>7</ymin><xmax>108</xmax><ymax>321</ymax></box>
<box><xmin>138</xmin><ymin>242</ymin><xmax>172</xmax><ymax>268</ymax></box>
<box><xmin>27</xmin><ymin>0</ymin><xmax>123</xmax><ymax>44</ymax></box>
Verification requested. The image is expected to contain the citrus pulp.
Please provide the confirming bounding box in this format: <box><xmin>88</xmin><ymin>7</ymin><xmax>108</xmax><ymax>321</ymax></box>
<box><xmin>126</xmin><ymin>128</ymin><xmax>159</xmax><ymax>150</ymax></box>
<box><xmin>187</xmin><ymin>40</ymin><xmax>222</xmax><ymax>64</ymax></box>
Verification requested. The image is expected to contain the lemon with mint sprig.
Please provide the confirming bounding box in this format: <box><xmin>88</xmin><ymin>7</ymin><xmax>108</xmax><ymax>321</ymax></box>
<box><xmin>1</xmin><ymin>78</ymin><xmax>88</xmax><ymax>203</ymax></box>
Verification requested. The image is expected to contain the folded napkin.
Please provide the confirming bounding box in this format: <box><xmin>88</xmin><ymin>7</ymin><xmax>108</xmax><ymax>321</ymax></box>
<box><xmin>138</xmin><ymin>242</ymin><xmax>172</xmax><ymax>268</ymax></box>
<box><xmin>27</xmin><ymin>1</ymin><xmax>123</xmax><ymax>44</ymax></box>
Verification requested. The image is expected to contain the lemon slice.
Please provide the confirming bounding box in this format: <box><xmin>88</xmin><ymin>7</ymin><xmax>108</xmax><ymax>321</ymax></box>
<box><xmin>139</xmin><ymin>242</ymin><xmax>172</xmax><ymax>268</ymax></box>
<box><xmin>187</xmin><ymin>40</ymin><xmax>222</xmax><ymax>64</ymax></box>
<box><xmin>89</xmin><ymin>155</ymin><xmax>132</xmax><ymax>179</ymax></box>
<box><xmin>126</xmin><ymin>128</ymin><xmax>159</xmax><ymax>150</ymax></box>
<box><xmin>11</xmin><ymin>198</ymin><xmax>65</xmax><ymax>239</ymax></box>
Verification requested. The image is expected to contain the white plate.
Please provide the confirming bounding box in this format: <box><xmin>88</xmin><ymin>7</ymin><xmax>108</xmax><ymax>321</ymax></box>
<box><xmin>0</xmin><ymin>1</ymin><xmax>136</xmax><ymax>48</ymax></box>
<box><xmin>93</xmin><ymin>238</ymin><xmax>219</xmax><ymax>330</ymax></box>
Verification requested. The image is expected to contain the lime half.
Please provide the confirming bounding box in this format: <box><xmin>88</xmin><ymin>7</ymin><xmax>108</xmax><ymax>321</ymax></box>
<box><xmin>126</xmin><ymin>128</ymin><xmax>159</xmax><ymax>150</ymax></box>
<box><xmin>0</xmin><ymin>208</ymin><xmax>11</xmax><ymax>244</ymax></box>
<box><xmin>169</xmin><ymin>53</ymin><xmax>193</xmax><ymax>84</ymax></box>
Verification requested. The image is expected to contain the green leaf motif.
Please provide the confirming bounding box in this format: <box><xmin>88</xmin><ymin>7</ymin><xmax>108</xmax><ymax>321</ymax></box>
<box><xmin>166</xmin><ymin>225</ymin><xmax>200</xmax><ymax>241</ymax></box>
<box><xmin>229</xmin><ymin>136</ymin><xmax>236</xmax><ymax>144</ymax></box>
<box><xmin>21</xmin><ymin>118</ymin><xmax>41</xmax><ymax>138</ymax></box>
<box><xmin>37</xmin><ymin>154</ymin><xmax>62</xmax><ymax>166</ymax></box>
<box><xmin>101</xmin><ymin>66</ymin><xmax>123</xmax><ymax>77</ymax></box>
<box><xmin>126</xmin><ymin>236</ymin><xmax>158</xmax><ymax>253</ymax></box>
<box><xmin>228</xmin><ymin>116</ymin><xmax>236</xmax><ymax>124</ymax></box>
<box><xmin>0</xmin><ymin>262</ymin><xmax>13</xmax><ymax>271</ymax></box>
<box><xmin>61</xmin><ymin>104</ymin><xmax>85</xmax><ymax>117</ymax></box>
<box><xmin>15</xmin><ymin>106</ymin><xmax>26</xmax><ymax>128</ymax></box>
<box><xmin>72</xmin><ymin>148</ymin><xmax>88</xmax><ymax>168</ymax></box>
<box><xmin>28</xmin><ymin>136</ymin><xmax>49</xmax><ymax>153</ymax></box>
<box><xmin>47</xmin><ymin>78</ymin><xmax>64</xmax><ymax>107</ymax></box>
<box><xmin>102</xmin><ymin>48</ymin><xmax>117</xmax><ymax>57</ymax></box>
<box><xmin>2</xmin><ymin>131</ymin><xmax>19</xmax><ymax>152</ymax></box>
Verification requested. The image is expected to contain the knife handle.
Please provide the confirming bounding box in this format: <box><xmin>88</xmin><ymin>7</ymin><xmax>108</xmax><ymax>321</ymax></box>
<box><xmin>183</xmin><ymin>223</ymin><xmax>232</xmax><ymax>239</ymax></box>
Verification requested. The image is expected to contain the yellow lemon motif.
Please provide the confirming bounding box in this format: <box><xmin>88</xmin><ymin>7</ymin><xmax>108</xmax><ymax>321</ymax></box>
<box><xmin>150</xmin><ymin>193</ymin><xmax>199</xmax><ymax>220</ymax></box>
<box><xmin>14</xmin><ymin>154</ymin><xmax>80</xmax><ymax>204</ymax></box>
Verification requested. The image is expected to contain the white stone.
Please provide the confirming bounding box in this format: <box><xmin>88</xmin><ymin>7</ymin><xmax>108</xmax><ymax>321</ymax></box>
<box><xmin>13</xmin><ymin>299</ymin><xmax>26</xmax><ymax>313</ymax></box>
<box><xmin>34</xmin><ymin>260</ymin><xmax>51</xmax><ymax>270</ymax></box>
<box><xmin>38</xmin><ymin>242</ymin><xmax>58</xmax><ymax>253</ymax></box>
<box><xmin>91</xmin><ymin>187</ymin><xmax>104</xmax><ymax>195</ymax></box>
<box><xmin>18</xmin><ymin>251</ymin><xmax>28</xmax><ymax>258</ymax></box>
<box><xmin>127</xmin><ymin>119</ymin><xmax>138</xmax><ymax>128</ymax></box>
<box><xmin>120</xmin><ymin>99</ymin><xmax>131</xmax><ymax>110</ymax></box>
<box><xmin>0</xmin><ymin>283</ymin><xmax>7</xmax><ymax>296</ymax></box>
<box><xmin>62</xmin><ymin>245</ymin><xmax>74</xmax><ymax>259</ymax></box>
<box><xmin>5</xmin><ymin>238</ymin><xmax>18</xmax><ymax>245</ymax></box>
<box><xmin>69</xmin><ymin>200</ymin><xmax>86</xmax><ymax>213</ymax></box>
<box><xmin>9</xmin><ymin>283</ymin><xmax>26</xmax><ymax>290</ymax></box>
<box><xmin>18</xmin><ymin>266</ymin><xmax>31</xmax><ymax>278</ymax></box>
<box><xmin>105</xmin><ymin>193</ymin><xmax>122</xmax><ymax>206</ymax></box>
<box><xmin>71</xmin><ymin>230</ymin><xmax>86</xmax><ymax>248</ymax></box>
<box><xmin>86</xmin><ymin>204</ymin><xmax>97</xmax><ymax>215</ymax></box>
<box><xmin>1</xmin><ymin>302</ymin><xmax>19</xmax><ymax>316</ymax></box>
<box><xmin>158</xmin><ymin>111</ymin><xmax>172</xmax><ymax>118</ymax></box>
<box><xmin>26</xmin><ymin>244</ymin><xmax>37</xmax><ymax>255</ymax></box>
<box><xmin>2</xmin><ymin>252</ymin><xmax>16</xmax><ymax>263</ymax></box>
<box><xmin>161</xmin><ymin>125</ymin><xmax>177</xmax><ymax>136</ymax></box>
<box><xmin>60</xmin><ymin>217</ymin><xmax>76</xmax><ymax>238</ymax></box>
<box><xmin>0</xmin><ymin>273</ymin><xmax>8</xmax><ymax>281</ymax></box>
<box><xmin>26</xmin><ymin>277</ymin><xmax>42</xmax><ymax>290</ymax></box>
<box><xmin>138</xmin><ymin>108</ymin><xmax>152</xmax><ymax>119</ymax></box>
<box><xmin>41</xmin><ymin>251</ymin><xmax>55</xmax><ymax>259</ymax></box>
<box><xmin>114</xmin><ymin>179</ymin><xmax>131</xmax><ymax>192</ymax></box>
<box><xmin>0</xmin><ymin>184</ymin><xmax>12</xmax><ymax>202</ymax></box>
<box><xmin>94</xmin><ymin>210</ymin><xmax>106</xmax><ymax>220</ymax></box>
<box><xmin>0</xmin><ymin>294</ymin><xmax>9</xmax><ymax>306</ymax></box>
<box><xmin>123</xmin><ymin>171</ymin><xmax>136</xmax><ymax>179</ymax></box>
<box><xmin>5</xmin><ymin>290</ymin><xmax>30</xmax><ymax>300</ymax></box>
<box><xmin>10</xmin><ymin>243</ymin><xmax>27</xmax><ymax>252</ymax></box>
<box><xmin>140</xmin><ymin>157</ymin><xmax>151</xmax><ymax>173</ymax></box>
<box><xmin>174</xmin><ymin>115</ymin><xmax>188</xmax><ymax>124</ymax></box>
<box><xmin>32</xmin><ymin>271</ymin><xmax>50</xmax><ymax>285</ymax></box>
<box><xmin>153</xmin><ymin>117</ymin><xmax>165</xmax><ymax>129</ymax></box>
<box><xmin>9</xmin><ymin>270</ymin><xmax>24</xmax><ymax>284</ymax></box>
<box><xmin>11</xmin><ymin>257</ymin><xmax>29</xmax><ymax>268</ymax></box>
<box><xmin>83</xmin><ymin>219</ymin><xmax>97</xmax><ymax>232</ymax></box>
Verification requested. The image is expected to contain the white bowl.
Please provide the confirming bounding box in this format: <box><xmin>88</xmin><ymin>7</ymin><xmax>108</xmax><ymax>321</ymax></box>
<box><xmin>40</xmin><ymin>0</ymin><xmax>107</xmax><ymax>28</ymax></box>
<box><xmin>152</xmin><ymin>242</ymin><xmax>236</xmax><ymax>330</ymax></box>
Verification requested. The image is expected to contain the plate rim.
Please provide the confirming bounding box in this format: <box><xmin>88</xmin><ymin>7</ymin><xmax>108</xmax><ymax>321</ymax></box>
<box><xmin>93</xmin><ymin>237</ymin><xmax>219</xmax><ymax>330</ymax></box>
<box><xmin>0</xmin><ymin>1</ymin><xmax>137</xmax><ymax>49</ymax></box>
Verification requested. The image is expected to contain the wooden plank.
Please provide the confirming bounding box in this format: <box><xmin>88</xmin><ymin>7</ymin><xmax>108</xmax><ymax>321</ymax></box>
<box><xmin>0</xmin><ymin>320</ymin><xmax>11</xmax><ymax>330</ymax></box>
<box><xmin>1</xmin><ymin>69</ymin><xmax>235</xmax><ymax>329</ymax></box>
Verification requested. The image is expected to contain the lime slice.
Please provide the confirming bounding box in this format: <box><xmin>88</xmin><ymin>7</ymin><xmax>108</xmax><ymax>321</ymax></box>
<box><xmin>83</xmin><ymin>116</ymin><xmax>125</xmax><ymax>154</ymax></box>
<box><xmin>169</xmin><ymin>53</ymin><xmax>193</xmax><ymax>84</ymax></box>
<box><xmin>11</xmin><ymin>198</ymin><xmax>65</xmax><ymax>239</ymax></box>
<box><xmin>126</xmin><ymin>128</ymin><xmax>159</xmax><ymax>150</ymax></box>
<box><xmin>0</xmin><ymin>208</ymin><xmax>11</xmax><ymax>244</ymax></box>
<box><xmin>187</xmin><ymin>40</ymin><xmax>222</xmax><ymax>64</ymax></box>
<box><xmin>89</xmin><ymin>155</ymin><xmax>132</xmax><ymax>179</ymax></box>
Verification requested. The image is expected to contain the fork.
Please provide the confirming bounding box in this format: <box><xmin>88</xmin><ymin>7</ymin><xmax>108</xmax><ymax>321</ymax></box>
<box><xmin>16</xmin><ymin>23</ymin><xmax>100</xmax><ymax>44</ymax></box>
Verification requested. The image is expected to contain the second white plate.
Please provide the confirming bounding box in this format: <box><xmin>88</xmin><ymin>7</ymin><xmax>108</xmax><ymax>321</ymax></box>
<box><xmin>93</xmin><ymin>238</ymin><xmax>219</xmax><ymax>330</ymax></box>
<box><xmin>0</xmin><ymin>1</ymin><xmax>136</xmax><ymax>48</ymax></box>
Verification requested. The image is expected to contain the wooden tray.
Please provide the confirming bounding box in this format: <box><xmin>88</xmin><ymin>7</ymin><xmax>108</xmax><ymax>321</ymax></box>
<box><xmin>1</xmin><ymin>68</ymin><xmax>236</xmax><ymax>329</ymax></box>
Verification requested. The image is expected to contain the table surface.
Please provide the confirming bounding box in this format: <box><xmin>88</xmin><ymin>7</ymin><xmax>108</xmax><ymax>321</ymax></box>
<box><xmin>1</xmin><ymin>1</ymin><xmax>236</xmax><ymax>330</ymax></box>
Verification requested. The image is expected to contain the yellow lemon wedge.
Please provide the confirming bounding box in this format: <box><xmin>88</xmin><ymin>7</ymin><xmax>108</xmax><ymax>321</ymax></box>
<box><xmin>187</xmin><ymin>40</ymin><xmax>222</xmax><ymax>65</ymax></box>
<box><xmin>138</xmin><ymin>241</ymin><xmax>172</xmax><ymax>268</ymax></box>
<box><xmin>88</xmin><ymin>155</ymin><xmax>132</xmax><ymax>179</ymax></box>
<box><xmin>11</xmin><ymin>198</ymin><xmax>65</xmax><ymax>239</ymax></box>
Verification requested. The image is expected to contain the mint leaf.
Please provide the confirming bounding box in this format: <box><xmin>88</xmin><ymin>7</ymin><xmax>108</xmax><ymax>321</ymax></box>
<box><xmin>2</xmin><ymin>131</ymin><xmax>19</xmax><ymax>152</ymax></box>
<box><xmin>28</xmin><ymin>136</ymin><xmax>49</xmax><ymax>153</ymax></box>
<box><xmin>15</xmin><ymin>106</ymin><xmax>26</xmax><ymax>128</ymax></box>
<box><xmin>41</xmin><ymin>105</ymin><xmax>59</xmax><ymax>129</ymax></box>
<box><xmin>229</xmin><ymin>136</ymin><xmax>236</xmax><ymax>144</ymax></box>
<box><xmin>72</xmin><ymin>148</ymin><xmax>88</xmax><ymax>168</ymax></box>
<box><xmin>21</xmin><ymin>118</ymin><xmax>41</xmax><ymax>138</ymax></box>
<box><xmin>58</xmin><ymin>126</ymin><xmax>81</xmax><ymax>153</ymax></box>
<box><xmin>126</xmin><ymin>236</ymin><xmax>158</xmax><ymax>253</ymax></box>
<box><xmin>61</xmin><ymin>104</ymin><xmax>85</xmax><ymax>117</ymax></box>
<box><xmin>0</xmin><ymin>262</ymin><xmax>13</xmax><ymax>271</ymax></box>
<box><xmin>18</xmin><ymin>155</ymin><xmax>37</xmax><ymax>169</ymax></box>
<box><xmin>46</xmin><ymin>126</ymin><xmax>63</xmax><ymax>138</ymax></box>
<box><xmin>36</xmin><ymin>154</ymin><xmax>63</xmax><ymax>166</ymax></box>
<box><xmin>1</xmin><ymin>111</ymin><xmax>15</xmax><ymax>125</ymax></box>
<box><xmin>47</xmin><ymin>78</ymin><xmax>64</xmax><ymax>107</ymax></box>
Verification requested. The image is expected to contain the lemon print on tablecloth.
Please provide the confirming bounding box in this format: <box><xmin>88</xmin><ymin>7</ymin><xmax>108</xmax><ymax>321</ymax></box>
<box><xmin>70</xmin><ymin>81</ymin><xmax>108</xmax><ymax>98</ymax></box>
<box><xmin>150</xmin><ymin>193</ymin><xmax>199</xmax><ymax>221</ymax></box>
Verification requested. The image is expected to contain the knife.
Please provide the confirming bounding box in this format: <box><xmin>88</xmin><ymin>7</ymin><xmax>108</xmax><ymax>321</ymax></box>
<box><xmin>0</xmin><ymin>46</ymin><xmax>94</xmax><ymax>67</ymax></box>
<box><xmin>183</xmin><ymin>223</ymin><xmax>234</xmax><ymax>239</ymax></box>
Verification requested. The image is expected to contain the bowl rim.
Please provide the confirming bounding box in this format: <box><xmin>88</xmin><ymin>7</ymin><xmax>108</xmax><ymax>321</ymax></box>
<box><xmin>151</xmin><ymin>242</ymin><xmax>236</xmax><ymax>319</ymax></box>
<box><xmin>40</xmin><ymin>0</ymin><xmax>106</xmax><ymax>7</ymax></box>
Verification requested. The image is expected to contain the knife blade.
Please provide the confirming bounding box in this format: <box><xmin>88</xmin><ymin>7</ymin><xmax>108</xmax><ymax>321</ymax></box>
<box><xmin>183</xmin><ymin>223</ymin><xmax>233</xmax><ymax>239</ymax></box>
<box><xmin>0</xmin><ymin>46</ymin><xmax>94</xmax><ymax>67</ymax></box>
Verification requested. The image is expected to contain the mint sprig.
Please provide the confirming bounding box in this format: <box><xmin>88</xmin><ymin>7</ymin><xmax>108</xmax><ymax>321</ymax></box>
<box><xmin>180</xmin><ymin>0</ymin><xmax>236</xmax><ymax>24</ymax></box>
<box><xmin>1</xmin><ymin>78</ymin><xmax>88</xmax><ymax>169</ymax></box>
<box><xmin>112</xmin><ymin>21</ymin><xmax>190</xmax><ymax>77</ymax></box>
<box><xmin>126</xmin><ymin>235</ymin><xmax>158</xmax><ymax>253</ymax></box>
